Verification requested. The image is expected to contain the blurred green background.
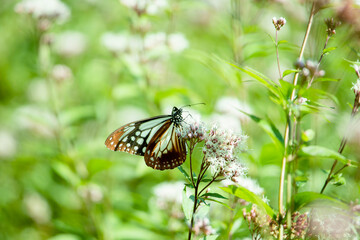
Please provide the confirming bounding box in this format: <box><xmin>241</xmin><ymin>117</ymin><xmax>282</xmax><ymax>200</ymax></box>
<box><xmin>0</xmin><ymin>0</ymin><xmax>359</xmax><ymax>239</ymax></box>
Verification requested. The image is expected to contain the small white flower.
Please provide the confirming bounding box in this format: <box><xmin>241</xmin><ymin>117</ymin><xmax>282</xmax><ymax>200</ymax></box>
<box><xmin>193</xmin><ymin>217</ymin><xmax>216</xmax><ymax>236</ymax></box>
<box><xmin>27</xmin><ymin>79</ymin><xmax>49</xmax><ymax>102</ymax></box>
<box><xmin>178</xmin><ymin>116</ymin><xmax>206</xmax><ymax>141</ymax></box>
<box><xmin>298</xmin><ymin>97</ymin><xmax>308</xmax><ymax>105</ymax></box>
<box><xmin>352</xmin><ymin>79</ymin><xmax>360</xmax><ymax>95</ymax></box>
<box><xmin>51</xmin><ymin>64</ymin><xmax>73</xmax><ymax>83</ymax></box>
<box><xmin>272</xmin><ymin>17</ymin><xmax>286</xmax><ymax>30</ymax></box>
<box><xmin>15</xmin><ymin>0</ymin><xmax>70</xmax><ymax>23</ymax></box>
<box><xmin>0</xmin><ymin>130</ymin><xmax>17</xmax><ymax>159</ymax></box>
<box><xmin>144</xmin><ymin>32</ymin><xmax>167</xmax><ymax>51</ymax></box>
<box><xmin>24</xmin><ymin>193</ymin><xmax>51</xmax><ymax>224</ymax></box>
<box><xmin>120</xmin><ymin>0</ymin><xmax>168</xmax><ymax>15</ymax></box>
<box><xmin>101</xmin><ymin>32</ymin><xmax>129</xmax><ymax>53</ymax></box>
<box><xmin>167</xmin><ymin>33</ymin><xmax>189</xmax><ymax>53</ymax></box>
<box><xmin>78</xmin><ymin>184</ymin><xmax>103</xmax><ymax>203</ymax></box>
<box><xmin>53</xmin><ymin>31</ymin><xmax>87</xmax><ymax>57</ymax></box>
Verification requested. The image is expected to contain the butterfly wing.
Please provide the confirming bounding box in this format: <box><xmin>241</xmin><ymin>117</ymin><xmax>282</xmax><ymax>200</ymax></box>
<box><xmin>144</xmin><ymin>121</ymin><xmax>187</xmax><ymax>170</ymax></box>
<box><xmin>105</xmin><ymin>115</ymin><xmax>171</xmax><ymax>156</ymax></box>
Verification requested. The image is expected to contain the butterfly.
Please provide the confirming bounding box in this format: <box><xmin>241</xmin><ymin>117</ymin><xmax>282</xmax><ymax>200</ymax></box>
<box><xmin>105</xmin><ymin>106</ymin><xmax>187</xmax><ymax>170</ymax></box>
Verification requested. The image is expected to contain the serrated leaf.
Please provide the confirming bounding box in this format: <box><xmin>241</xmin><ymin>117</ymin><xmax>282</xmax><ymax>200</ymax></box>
<box><xmin>201</xmin><ymin>192</ymin><xmax>227</xmax><ymax>199</ymax></box>
<box><xmin>220</xmin><ymin>185</ymin><xmax>275</xmax><ymax>218</ymax></box>
<box><xmin>299</xmin><ymin>146</ymin><xmax>358</xmax><ymax>167</ymax></box>
<box><xmin>293</xmin><ymin>192</ymin><xmax>348</xmax><ymax>211</ymax></box>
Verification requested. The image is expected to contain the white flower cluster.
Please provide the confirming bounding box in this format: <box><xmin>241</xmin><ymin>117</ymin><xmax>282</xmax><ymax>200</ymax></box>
<box><xmin>101</xmin><ymin>32</ymin><xmax>189</xmax><ymax>55</ymax></box>
<box><xmin>178</xmin><ymin>117</ymin><xmax>206</xmax><ymax>142</ymax></box>
<box><xmin>193</xmin><ymin>217</ymin><xmax>216</xmax><ymax>236</ymax></box>
<box><xmin>15</xmin><ymin>0</ymin><xmax>70</xmax><ymax>23</ymax></box>
<box><xmin>203</xmin><ymin>125</ymin><xmax>248</xmax><ymax>179</ymax></box>
<box><xmin>120</xmin><ymin>0</ymin><xmax>168</xmax><ymax>15</ymax></box>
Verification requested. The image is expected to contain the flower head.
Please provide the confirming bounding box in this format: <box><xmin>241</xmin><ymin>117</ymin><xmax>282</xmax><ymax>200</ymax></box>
<box><xmin>178</xmin><ymin>117</ymin><xmax>206</xmax><ymax>142</ymax></box>
<box><xmin>272</xmin><ymin>17</ymin><xmax>286</xmax><ymax>31</ymax></box>
<box><xmin>53</xmin><ymin>31</ymin><xmax>87</xmax><ymax>57</ymax></box>
<box><xmin>168</xmin><ymin>33</ymin><xmax>189</xmax><ymax>53</ymax></box>
<box><xmin>193</xmin><ymin>217</ymin><xmax>216</xmax><ymax>236</ymax></box>
<box><xmin>352</xmin><ymin>79</ymin><xmax>360</xmax><ymax>95</ymax></box>
<box><xmin>120</xmin><ymin>0</ymin><xmax>168</xmax><ymax>16</ymax></box>
<box><xmin>325</xmin><ymin>18</ymin><xmax>341</xmax><ymax>36</ymax></box>
<box><xmin>15</xmin><ymin>0</ymin><xmax>70</xmax><ymax>24</ymax></box>
<box><xmin>203</xmin><ymin>125</ymin><xmax>247</xmax><ymax>178</ymax></box>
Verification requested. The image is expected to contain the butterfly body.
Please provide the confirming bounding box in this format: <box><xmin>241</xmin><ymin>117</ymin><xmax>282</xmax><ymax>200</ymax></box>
<box><xmin>105</xmin><ymin>107</ymin><xmax>187</xmax><ymax>170</ymax></box>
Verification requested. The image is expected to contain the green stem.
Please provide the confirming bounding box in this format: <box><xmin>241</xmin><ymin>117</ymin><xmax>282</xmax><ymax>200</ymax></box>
<box><xmin>278</xmin><ymin>2</ymin><xmax>316</xmax><ymax>239</ymax></box>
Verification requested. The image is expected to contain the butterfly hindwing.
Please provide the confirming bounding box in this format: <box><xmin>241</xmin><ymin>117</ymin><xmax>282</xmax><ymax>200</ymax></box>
<box><xmin>144</xmin><ymin>121</ymin><xmax>186</xmax><ymax>170</ymax></box>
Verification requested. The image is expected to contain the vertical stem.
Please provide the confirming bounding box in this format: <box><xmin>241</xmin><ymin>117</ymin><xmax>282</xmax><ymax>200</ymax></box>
<box><xmin>275</xmin><ymin>30</ymin><xmax>282</xmax><ymax>79</ymax></box>
<box><xmin>278</xmin><ymin>2</ymin><xmax>316</xmax><ymax>239</ymax></box>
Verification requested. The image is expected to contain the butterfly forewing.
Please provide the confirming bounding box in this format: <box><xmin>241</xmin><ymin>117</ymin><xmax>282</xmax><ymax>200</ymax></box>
<box><xmin>105</xmin><ymin>106</ymin><xmax>187</xmax><ymax>170</ymax></box>
<box><xmin>144</xmin><ymin>121</ymin><xmax>186</xmax><ymax>170</ymax></box>
<box><xmin>105</xmin><ymin>115</ymin><xmax>171</xmax><ymax>156</ymax></box>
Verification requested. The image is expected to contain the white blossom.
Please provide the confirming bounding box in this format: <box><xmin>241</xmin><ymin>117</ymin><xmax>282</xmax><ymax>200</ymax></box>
<box><xmin>51</xmin><ymin>64</ymin><xmax>73</xmax><ymax>83</ymax></box>
<box><xmin>203</xmin><ymin>125</ymin><xmax>247</xmax><ymax>178</ymax></box>
<box><xmin>193</xmin><ymin>217</ymin><xmax>216</xmax><ymax>236</ymax></box>
<box><xmin>352</xmin><ymin>79</ymin><xmax>360</xmax><ymax>95</ymax></box>
<box><xmin>101</xmin><ymin>32</ymin><xmax>142</xmax><ymax>54</ymax></box>
<box><xmin>144</xmin><ymin>32</ymin><xmax>167</xmax><ymax>51</ymax></box>
<box><xmin>15</xmin><ymin>0</ymin><xmax>70</xmax><ymax>23</ymax></box>
<box><xmin>168</xmin><ymin>33</ymin><xmax>189</xmax><ymax>53</ymax></box>
<box><xmin>78</xmin><ymin>184</ymin><xmax>103</xmax><ymax>203</ymax></box>
<box><xmin>120</xmin><ymin>0</ymin><xmax>168</xmax><ymax>15</ymax></box>
<box><xmin>24</xmin><ymin>193</ymin><xmax>51</xmax><ymax>224</ymax></box>
<box><xmin>27</xmin><ymin>79</ymin><xmax>49</xmax><ymax>102</ymax></box>
<box><xmin>0</xmin><ymin>130</ymin><xmax>17</xmax><ymax>159</ymax></box>
<box><xmin>53</xmin><ymin>31</ymin><xmax>87</xmax><ymax>57</ymax></box>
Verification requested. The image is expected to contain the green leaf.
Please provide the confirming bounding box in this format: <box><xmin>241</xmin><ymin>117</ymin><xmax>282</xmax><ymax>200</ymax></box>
<box><xmin>228</xmin><ymin>64</ymin><xmax>281</xmax><ymax>100</ymax></box>
<box><xmin>314</xmin><ymin>77</ymin><xmax>340</xmax><ymax>82</ymax></box>
<box><xmin>278</xmin><ymin>40</ymin><xmax>288</xmax><ymax>45</ymax></box>
<box><xmin>323</xmin><ymin>47</ymin><xmax>337</xmax><ymax>54</ymax></box>
<box><xmin>52</xmin><ymin>162</ymin><xmax>80</xmax><ymax>186</ymax></box>
<box><xmin>201</xmin><ymin>192</ymin><xmax>227</xmax><ymax>199</ymax></box>
<box><xmin>48</xmin><ymin>234</ymin><xmax>81</xmax><ymax>240</ymax></box>
<box><xmin>182</xmin><ymin>187</ymin><xmax>194</xmax><ymax>221</ymax></box>
<box><xmin>205</xmin><ymin>198</ymin><xmax>232</xmax><ymax>210</ymax></box>
<box><xmin>299</xmin><ymin>146</ymin><xmax>358</xmax><ymax>167</ymax></box>
<box><xmin>331</xmin><ymin>173</ymin><xmax>346</xmax><ymax>186</ymax></box>
<box><xmin>87</xmin><ymin>158</ymin><xmax>112</xmax><ymax>176</ymax></box>
<box><xmin>282</xmin><ymin>69</ymin><xmax>300</xmax><ymax>78</ymax></box>
<box><xmin>293</xmin><ymin>192</ymin><xmax>349</xmax><ymax>211</ymax></box>
<box><xmin>202</xmin><ymin>235</ymin><xmax>219</xmax><ymax>240</ymax></box>
<box><xmin>237</xmin><ymin>110</ymin><xmax>284</xmax><ymax>149</ymax></box>
<box><xmin>220</xmin><ymin>185</ymin><xmax>275</xmax><ymax>218</ymax></box>
<box><xmin>178</xmin><ymin>166</ymin><xmax>193</xmax><ymax>186</ymax></box>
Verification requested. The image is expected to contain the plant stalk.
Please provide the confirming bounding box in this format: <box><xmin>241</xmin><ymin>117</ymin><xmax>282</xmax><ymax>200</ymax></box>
<box><xmin>278</xmin><ymin>2</ymin><xmax>316</xmax><ymax>239</ymax></box>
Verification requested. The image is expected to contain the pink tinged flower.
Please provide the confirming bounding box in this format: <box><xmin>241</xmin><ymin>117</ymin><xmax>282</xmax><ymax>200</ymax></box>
<box><xmin>202</xmin><ymin>125</ymin><xmax>247</xmax><ymax>178</ymax></box>
<box><xmin>193</xmin><ymin>217</ymin><xmax>216</xmax><ymax>236</ymax></box>
<box><xmin>177</xmin><ymin>117</ymin><xmax>206</xmax><ymax>142</ymax></box>
<box><xmin>272</xmin><ymin>17</ymin><xmax>286</xmax><ymax>31</ymax></box>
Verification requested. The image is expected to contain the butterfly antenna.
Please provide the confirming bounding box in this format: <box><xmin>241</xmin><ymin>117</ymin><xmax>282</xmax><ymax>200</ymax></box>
<box><xmin>180</xmin><ymin>103</ymin><xmax>206</xmax><ymax>109</ymax></box>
